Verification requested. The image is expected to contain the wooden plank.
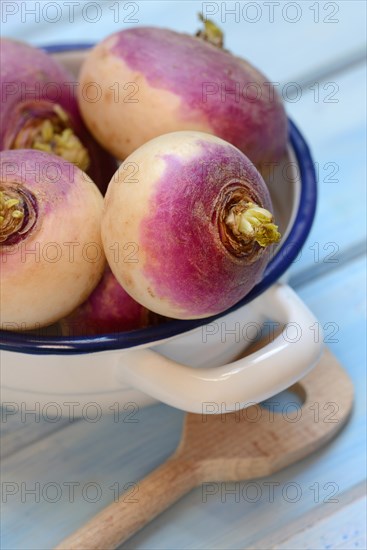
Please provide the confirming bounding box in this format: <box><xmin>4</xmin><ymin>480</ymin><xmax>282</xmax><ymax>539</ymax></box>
<box><xmin>54</xmin><ymin>347</ymin><xmax>354</xmax><ymax>550</ymax></box>
<box><xmin>0</xmin><ymin>405</ymin><xmax>184</xmax><ymax>550</ymax></box>
<box><xmin>250</xmin><ymin>481</ymin><xmax>366</xmax><ymax>549</ymax></box>
<box><xmin>275</xmin><ymin>493</ymin><xmax>367</xmax><ymax>549</ymax></box>
<box><xmin>1</xmin><ymin>4</ymin><xmax>366</xmax><ymax>549</ymax></box>
<box><xmin>0</xmin><ymin>406</ymin><xmax>78</xmax><ymax>460</ymax></box>
<box><xmin>287</xmin><ymin>62</ymin><xmax>366</xmax><ymax>284</ymax></box>
<box><xmin>1</xmin><ymin>255</ymin><xmax>365</xmax><ymax>550</ymax></box>
<box><xmin>2</xmin><ymin>1</ymin><xmax>366</xmax><ymax>82</ymax></box>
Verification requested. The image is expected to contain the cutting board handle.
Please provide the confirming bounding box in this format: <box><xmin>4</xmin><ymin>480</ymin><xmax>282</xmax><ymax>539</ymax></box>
<box><xmin>55</xmin><ymin>347</ymin><xmax>353</xmax><ymax>550</ymax></box>
<box><xmin>55</xmin><ymin>457</ymin><xmax>197</xmax><ymax>550</ymax></box>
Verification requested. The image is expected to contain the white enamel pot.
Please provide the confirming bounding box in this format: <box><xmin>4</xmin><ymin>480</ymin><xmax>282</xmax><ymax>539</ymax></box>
<box><xmin>0</xmin><ymin>46</ymin><xmax>321</xmax><ymax>415</ymax></box>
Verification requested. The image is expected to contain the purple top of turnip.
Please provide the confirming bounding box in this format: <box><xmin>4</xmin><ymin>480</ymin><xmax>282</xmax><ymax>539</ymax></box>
<box><xmin>102</xmin><ymin>131</ymin><xmax>280</xmax><ymax>320</ymax></box>
<box><xmin>1</xmin><ymin>149</ymin><xmax>105</xmax><ymax>329</ymax></box>
<box><xmin>140</xmin><ymin>139</ymin><xmax>277</xmax><ymax>316</ymax></box>
<box><xmin>60</xmin><ymin>267</ymin><xmax>156</xmax><ymax>336</ymax></box>
<box><xmin>0</xmin><ymin>148</ymin><xmax>79</xmax><ymax>245</ymax></box>
<box><xmin>0</xmin><ymin>39</ymin><xmax>82</xmax><ymax>148</ymax></box>
<box><xmin>109</xmin><ymin>27</ymin><xmax>287</xmax><ymax>165</ymax></box>
<box><xmin>0</xmin><ymin>39</ymin><xmax>116</xmax><ymax>193</ymax></box>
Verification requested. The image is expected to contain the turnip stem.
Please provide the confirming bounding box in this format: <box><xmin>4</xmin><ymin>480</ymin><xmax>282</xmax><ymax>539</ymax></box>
<box><xmin>12</xmin><ymin>105</ymin><xmax>90</xmax><ymax>172</ymax></box>
<box><xmin>196</xmin><ymin>13</ymin><xmax>224</xmax><ymax>49</ymax></box>
<box><xmin>226</xmin><ymin>201</ymin><xmax>281</xmax><ymax>247</ymax></box>
<box><xmin>0</xmin><ymin>190</ymin><xmax>24</xmax><ymax>241</ymax></box>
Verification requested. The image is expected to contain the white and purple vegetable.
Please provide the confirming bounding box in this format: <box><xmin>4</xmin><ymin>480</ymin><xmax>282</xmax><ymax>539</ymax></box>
<box><xmin>101</xmin><ymin>131</ymin><xmax>281</xmax><ymax>320</ymax></box>
<box><xmin>0</xmin><ymin>38</ymin><xmax>116</xmax><ymax>193</ymax></box>
<box><xmin>78</xmin><ymin>22</ymin><xmax>287</xmax><ymax>166</ymax></box>
<box><xmin>0</xmin><ymin>149</ymin><xmax>105</xmax><ymax>330</ymax></box>
<box><xmin>60</xmin><ymin>267</ymin><xmax>160</xmax><ymax>336</ymax></box>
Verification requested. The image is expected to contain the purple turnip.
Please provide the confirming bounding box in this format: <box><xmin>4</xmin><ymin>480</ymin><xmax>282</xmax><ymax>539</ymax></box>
<box><xmin>0</xmin><ymin>38</ymin><xmax>116</xmax><ymax>193</ymax></box>
<box><xmin>78</xmin><ymin>23</ymin><xmax>287</xmax><ymax>166</ymax></box>
<box><xmin>60</xmin><ymin>267</ymin><xmax>159</xmax><ymax>336</ymax></box>
<box><xmin>0</xmin><ymin>149</ymin><xmax>105</xmax><ymax>330</ymax></box>
<box><xmin>101</xmin><ymin>131</ymin><xmax>280</xmax><ymax>320</ymax></box>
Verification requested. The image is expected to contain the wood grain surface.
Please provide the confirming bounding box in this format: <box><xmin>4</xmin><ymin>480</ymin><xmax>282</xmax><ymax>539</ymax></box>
<box><xmin>55</xmin><ymin>349</ymin><xmax>354</xmax><ymax>549</ymax></box>
<box><xmin>1</xmin><ymin>2</ymin><xmax>366</xmax><ymax>549</ymax></box>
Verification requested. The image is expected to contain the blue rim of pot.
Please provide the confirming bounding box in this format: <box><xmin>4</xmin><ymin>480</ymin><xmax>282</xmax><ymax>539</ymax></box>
<box><xmin>0</xmin><ymin>44</ymin><xmax>317</xmax><ymax>355</ymax></box>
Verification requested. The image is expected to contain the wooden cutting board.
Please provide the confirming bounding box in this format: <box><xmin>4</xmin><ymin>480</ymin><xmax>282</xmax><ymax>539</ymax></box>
<box><xmin>56</xmin><ymin>347</ymin><xmax>353</xmax><ymax>549</ymax></box>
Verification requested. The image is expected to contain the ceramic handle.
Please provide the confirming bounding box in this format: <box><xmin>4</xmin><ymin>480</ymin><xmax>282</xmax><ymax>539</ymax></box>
<box><xmin>120</xmin><ymin>284</ymin><xmax>323</xmax><ymax>413</ymax></box>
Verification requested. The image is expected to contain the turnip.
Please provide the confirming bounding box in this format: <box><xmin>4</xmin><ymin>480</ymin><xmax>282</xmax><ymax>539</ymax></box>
<box><xmin>101</xmin><ymin>131</ymin><xmax>280</xmax><ymax>320</ymax></box>
<box><xmin>60</xmin><ymin>267</ymin><xmax>160</xmax><ymax>336</ymax></box>
<box><xmin>0</xmin><ymin>149</ymin><xmax>105</xmax><ymax>330</ymax></box>
<box><xmin>78</xmin><ymin>22</ymin><xmax>287</xmax><ymax>166</ymax></box>
<box><xmin>0</xmin><ymin>38</ymin><xmax>116</xmax><ymax>193</ymax></box>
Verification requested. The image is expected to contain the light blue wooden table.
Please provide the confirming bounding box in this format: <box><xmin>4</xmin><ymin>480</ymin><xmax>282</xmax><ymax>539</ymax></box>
<box><xmin>1</xmin><ymin>2</ymin><xmax>366</xmax><ymax>548</ymax></box>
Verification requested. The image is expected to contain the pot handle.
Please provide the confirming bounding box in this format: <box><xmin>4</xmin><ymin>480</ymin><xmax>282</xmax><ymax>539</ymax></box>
<box><xmin>119</xmin><ymin>284</ymin><xmax>323</xmax><ymax>413</ymax></box>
